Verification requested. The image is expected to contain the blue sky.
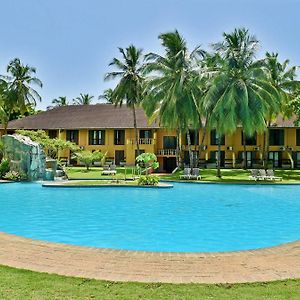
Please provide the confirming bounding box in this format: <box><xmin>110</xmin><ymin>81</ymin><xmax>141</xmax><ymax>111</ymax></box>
<box><xmin>0</xmin><ymin>0</ymin><xmax>299</xmax><ymax>109</ymax></box>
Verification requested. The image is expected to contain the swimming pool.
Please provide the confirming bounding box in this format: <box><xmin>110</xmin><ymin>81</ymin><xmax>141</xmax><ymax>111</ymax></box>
<box><xmin>1</xmin><ymin>182</ymin><xmax>300</xmax><ymax>252</ymax></box>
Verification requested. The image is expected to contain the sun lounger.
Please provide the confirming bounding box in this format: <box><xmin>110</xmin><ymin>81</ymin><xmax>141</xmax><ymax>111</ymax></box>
<box><xmin>190</xmin><ymin>168</ymin><xmax>201</xmax><ymax>180</ymax></box>
<box><xmin>249</xmin><ymin>169</ymin><xmax>259</xmax><ymax>181</ymax></box>
<box><xmin>180</xmin><ymin>168</ymin><xmax>191</xmax><ymax>179</ymax></box>
<box><xmin>258</xmin><ymin>169</ymin><xmax>269</xmax><ymax>180</ymax></box>
<box><xmin>266</xmin><ymin>169</ymin><xmax>282</xmax><ymax>181</ymax></box>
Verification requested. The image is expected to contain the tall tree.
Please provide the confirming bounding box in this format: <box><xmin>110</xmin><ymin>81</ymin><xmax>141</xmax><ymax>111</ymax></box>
<box><xmin>48</xmin><ymin>96</ymin><xmax>68</xmax><ymax>110</ymax></box>
<box><xmin>73</xmin><ymin>93</ymin><xmax>94</xmax><ymax>105</ymax></box>
<box><xmin>105</xmin><ymin>45</ymin><xmax>145</xmax><ymax>155</ymax></box>
<box><xmin>0</xmin><ymin>58</ymin><xmax>42</xmax><ymax>134</ymax></box>
<box><xmin>98</xmin><ymin>88</ymin><xmax>114</xmax><ymax>104</ymax></box>
<box><xmin>143</xmin><ymin>30</ymin><xmax>205</xmax><ymax>170</ymax></box>
<box><xmin>204</xmin><ymin>28</ymin><xmax>280</xmax><ymax>177</ymax></box>
<box><xmin>260</xmin><ymin>52</ymin><xmax>300</xmax><ymax>168</ymax></box>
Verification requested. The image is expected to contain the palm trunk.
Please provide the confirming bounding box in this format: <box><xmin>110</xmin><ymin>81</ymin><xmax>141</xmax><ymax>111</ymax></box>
<box><xmin>176</xmin><ymin>128</ymin><xmax>181</xmax><ymax>168</ymax></box>
<box><xmin>198</xmin><ymin>118</ymin><xmax>208</xmax><ymax>167</ymax></box>
<box><xmin>132</xmin><ymin>105</ymin><xmax>140</xmax><ymax>156</ymax></box>
<box><xmin>217</xmin><ymin>138</ymin><xmax>221</xmax><ymax>178</ymax></box>
<box><xmin>242</xmin><ymin>130</ymin><xmax>247</xmax><ymax>170</ymax></box>
<box><xmin>186</xmin><ymin>129</ymin><xmax>193</xmax><ymax>171</ymax></box>
<box><xmin>3</xmin><ymin>122</ymin><xmax>8</xmax><ymax>135</ymax></box>
<box><xmin>263</xmin><ymin>121</ymin><xmax>270</xmax><ymax>170</ymax></box>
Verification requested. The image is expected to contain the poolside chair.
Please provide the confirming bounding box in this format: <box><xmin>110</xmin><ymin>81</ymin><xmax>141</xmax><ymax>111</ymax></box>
<box><xmin>266</xmin><ymin>169</ymin><xmax>282</xmax><ymax>181</ymax></box>
<box><xmin>180</xmin><ymin>168</ymin><xmax>191</xmax><ymax>180</ymax></box>
<box><xmin>258</xmin><ymin>169</ymin><xmax>268</xmax><ymax>180</ymax></box>
<box><xmin>190</xmin><ymin>168</ymin><xmax>201</xmax><ymax>180</ymax></box>
<box><xmin>249</xmin><ymin>169</ymin><xmax>259</xmax><ymax>181</ymax></box>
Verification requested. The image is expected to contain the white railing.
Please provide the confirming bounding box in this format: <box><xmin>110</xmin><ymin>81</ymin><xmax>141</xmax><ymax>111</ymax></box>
<box><xmin>157</xmin><ymin>149</ymin><xmax>177</xmax><ymax>156</ymax></box>
<box><xmin>127</xmin><ymin>138</ymin><xmax>155</xmax><ymax>145</ymax></box>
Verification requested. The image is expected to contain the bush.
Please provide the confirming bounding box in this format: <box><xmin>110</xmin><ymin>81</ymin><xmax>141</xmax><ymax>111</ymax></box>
<box><xmin>138</xmin><ymin>175</ymin><xmax>159</xmax><ymax>186</ymax></box>
<box><xmin>3</xmin><ymin>170</ymin><xmax>27</xmax><ymax>181</ymax></box>
<box><xmin>0</xmin><ymin>159</ymin><xmax>10</xmax><ymax>178</ymax></box>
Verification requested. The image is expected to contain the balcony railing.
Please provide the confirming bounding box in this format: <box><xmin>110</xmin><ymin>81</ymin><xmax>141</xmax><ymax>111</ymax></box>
<box><xmin>127</xmin><ymin>138</ymin><xmax>155</xmax><ymax>145</ymax></box>
<box><xmin>157</xmin><ymin>149</ymin><xmax>177</xmax><ymax>156</ymax></box>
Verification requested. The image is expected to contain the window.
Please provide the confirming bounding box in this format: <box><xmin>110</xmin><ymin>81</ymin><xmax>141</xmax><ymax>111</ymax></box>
<box><xmin>185</xmin><ymin>130</ymin><xmax>199</xmax><ymax>145</ymax></box>
<box><xmin>269</xmin><ymin>129</ymin><xmax>284</xmax><ymax>146</ymax></box>
<box><xmin>66</xmin><ymin>130</ymin><xmax>79</xmax><ymax>144</ymax></box>
<box><xmin>89</xmin><ymin>130</ymin><xmax>105</xmax><ymax>145</ymax></box>
<box><xmin>241</xmin><ymin>132</ymin><xmax>257</xmax><ymax>145</ymax></box>
<box><xmin>163</xmin><ymin>136</ymin><xmax>177</xmax><ymax>149</ymax></box>
<box><xmin>210</xmin><ymin>129</ymin><xmax>225</xmax><ymax>145</ymax></box>
<box><xmin>114</xmin><ymin>130</ymin><xmax>125</xmax><ymax>145</ymax></box>
<box><xmin>48</xmin><ymin>130</ymin><xmax>57</xmax><ymax>139</ymax></box>
<box><xmin>139</xmin><ymin>130</ymin><xmax>152</xmax><ymax>139</ymax></box>
<box><xmin>296</xmin><ymin>129</ymin><xmax>300</xmax><ymax>146</ymax></box>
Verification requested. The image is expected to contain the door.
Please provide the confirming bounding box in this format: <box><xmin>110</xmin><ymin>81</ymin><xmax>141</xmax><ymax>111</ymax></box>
<box><xmin>115</xmin><ymin>150</ymin><xmax>125</xmax><ymax>165</ymax></box>
<box><xmin>163</xmin><ymin>157</ymin><xmax>177</xmax><ymax>173</ymax></box>
<box><xmin>269</xmin><ymin>151</ymin><xmax>282</xmax><ymax>168</ymax></box>
<box><xmin>210</xmin><ymin>151</ymin><xmax>225</xmax><ymax>167</ymax></box>
<box><xmin>240</xmin><ymin>151</ymin><xmax>253</xmax><ymax>168</ymax></box>
<box><xmin>292</xmin><ymin>152</ymin><xmax>300</xmax><ymax>169</ymax></box>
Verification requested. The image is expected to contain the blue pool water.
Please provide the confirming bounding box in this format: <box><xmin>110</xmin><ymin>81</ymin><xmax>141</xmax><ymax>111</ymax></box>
<box><xmin>1</xmin><ymin>182</ymin><xmax>300</xmax><ymax>252</ymax></box>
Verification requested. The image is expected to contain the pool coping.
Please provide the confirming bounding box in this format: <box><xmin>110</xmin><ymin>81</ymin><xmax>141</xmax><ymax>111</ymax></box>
<box><xmin>1</xmin><ymin>232</ymin><xmax>300</xmax><ymax>284</ymax></box>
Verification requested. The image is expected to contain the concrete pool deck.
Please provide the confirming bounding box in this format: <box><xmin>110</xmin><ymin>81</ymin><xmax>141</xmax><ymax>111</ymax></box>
<box><xmin>1</xmin><ymin>232</ymin><xmax>300</xmax><ymax>283</ymax></box>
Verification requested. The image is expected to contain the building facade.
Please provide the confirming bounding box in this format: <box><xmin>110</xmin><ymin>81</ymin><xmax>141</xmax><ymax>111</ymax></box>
<box><xmin>1</xmin><ymin>104</ymin><xmax>300</xmax><ymax>172</ymax></box>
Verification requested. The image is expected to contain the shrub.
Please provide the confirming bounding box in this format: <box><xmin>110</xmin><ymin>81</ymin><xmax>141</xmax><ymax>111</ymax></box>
<box><xmin>0</xmin><ymin>159</ymin><xmax>10</xmax><ymax>178</ymax></box>
<box><xmin>3</xmin><ymin>170</ymin><xmax>27</xmax><ymax>181</ymax></box>
<box><xmin>138</xmin><ymin>174</ymin><xmax>159</xmax><ymax>186</ymax></box>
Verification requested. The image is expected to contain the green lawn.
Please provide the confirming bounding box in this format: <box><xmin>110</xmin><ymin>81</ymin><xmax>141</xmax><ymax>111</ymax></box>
<box><xmin>1</xmin><ymin>265</ymin><xmax>300</xmax><ymax>300</ymax></box>
<box><xmin>66</xmin><ymin>166</ymin><xmax>136</xmax><ymax>180</ymax></box>
<box><xmin>66</xmin><ymin>167</ymin><xmax>300</xmax><ymax>183</ymax></box>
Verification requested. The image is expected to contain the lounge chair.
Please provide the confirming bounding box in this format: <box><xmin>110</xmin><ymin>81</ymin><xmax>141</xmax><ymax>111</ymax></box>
<box><xmin>266</xmin><ymin>169</ymin><xmax>282</xmax><ymax>181</ymax></box>
<box><xmin>258</xmin><ymin>169</ymin><xmax>268</xmax><ymax>180</ymax></box>
<box><xmin>249</xmin><ymin>169</ymin><xmax>259</xmax><ymax>181</ymax></box>
<box><xmin>180</xmin><ymin>168</ymin><xmax>191</xmax><ymax>180</ymax></box>
<box><xmin>190</xmin><ymin>168</ymin><xmax>201</xmax><ymax>180</ymax></box>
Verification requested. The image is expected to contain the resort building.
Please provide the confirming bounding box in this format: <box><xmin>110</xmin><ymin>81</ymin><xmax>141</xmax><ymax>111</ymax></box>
<box><xmin>1</xmin><ymin>104</ymin><xmax>300</xmax><ymax>172</ymax></box>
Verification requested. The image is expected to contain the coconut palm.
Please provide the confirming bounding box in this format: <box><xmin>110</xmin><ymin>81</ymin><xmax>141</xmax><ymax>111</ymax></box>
<box><xmin>105</xmin><ymin>45</ymin><xmax>145</xmax><ymax>155</ymax></box>
<box><xmin>143</xmin><ymin>30</ymin><xmax>205</xmax><ymax>169</ymax></box>
<box><xmin>0</xmin><ymin>58</ymin><xmax>42</xmax><ymax>134</ymax></box>
<box><xmin>98</xmin><ymin>88</ymin><xmax>114</xmax><ymax>104</ymax></box>
<box><xmin>204</xmin><ymin>28</ymin><xmax>280</xmax><ymax>177</ymax></box>
<box><xmin>260</xmin><ymin>52</ymin><xmax>300</xmax><ymax>168</ymax></box>
<box><xmin>73</xmin><ymin>93</ymin><xmax>94</xmax><ymax>105</ymax></box>
<box><xmin>48</xmin><ymin>96</ymin><xmax>68</xmax><ymax>110</ymax></box>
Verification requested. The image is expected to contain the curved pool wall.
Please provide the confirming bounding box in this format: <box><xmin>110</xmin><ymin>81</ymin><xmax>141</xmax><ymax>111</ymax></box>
<box><xmin>1</xmin><ymin>182</ymin><xmax>300</xmax><ymax>252</ymax></box>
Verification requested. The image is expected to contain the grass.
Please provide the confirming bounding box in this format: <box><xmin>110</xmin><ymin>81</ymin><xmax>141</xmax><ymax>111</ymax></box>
<box><xmin>66</xmin><ymin>167</ymin><xmax>300</xmax><ymax>183</ymax></box>
<box><xmin>1</xmin><ymin>265</ymin><xmax>300</xmax><ymax>300</ymax></box>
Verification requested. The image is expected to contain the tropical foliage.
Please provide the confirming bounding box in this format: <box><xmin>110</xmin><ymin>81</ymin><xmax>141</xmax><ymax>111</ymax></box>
<box><xmin>0</xmin><ymin>58</ymin><xmax>42</xmax><ymax>133</ymax></box>
<box><xmin>105</xmin><ymin>45</ymin><xmax>145</xmax><ymax>155</ymax></box>
<box><xmin>73</xmin><ymin>93</ymin><xmax>94</xmax><ymax>105</ymax></box>
<box><xmin>72</xmin><ymin>150</ymin><xmax>106</xmax><ymax>170</ymax></box>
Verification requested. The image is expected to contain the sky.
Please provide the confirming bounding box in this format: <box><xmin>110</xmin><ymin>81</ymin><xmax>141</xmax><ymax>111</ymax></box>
<box><xmin>0</xmin><ymin>0</ymin><xmax>299</xmax><ymax>110</ymax></box>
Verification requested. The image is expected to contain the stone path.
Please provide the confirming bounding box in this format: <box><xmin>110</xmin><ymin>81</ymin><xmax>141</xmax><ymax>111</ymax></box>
<box><xmin>1</xmin><ymin>232</ymin><xmax>300</xmax><ymax>283</ymax></box>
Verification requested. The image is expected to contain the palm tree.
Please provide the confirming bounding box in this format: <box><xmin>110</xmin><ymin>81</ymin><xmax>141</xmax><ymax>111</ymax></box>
<box><xmin>204</xmin><ymin>28</ymin><xmax>280</xmax><ymax>177</ymax></box>
<box><xmin>105</xmin><ymin>45</ymin><xmax>145</xmax><ymax>155</ymax></box>
<box><xmin>73</xmin><ymin>93</ymin><xmax>94</xmax><ymax>105</ymax></box>
<box><xmin>48</xmin><ymin>96</ymin><xmax>68</xmax><ymax>109</ymax></box>
<box><xmin>143</xmin><ymin>30</ymin><xmax>205</xmax><ymax>170</ymax></box>
<box><xmin>260</xmin><ymin>52</ymin><xmax>300</xmax><ymax>168</ymax></box>
<box><xmin>98</xmin><ymin>88</ymin><xmax>114</xmax><ymax>104</ymax></box>
<box><xmin>0</xmin><ymin>58</ymin><xmax>42</xmax><ymax>134</ymax></box>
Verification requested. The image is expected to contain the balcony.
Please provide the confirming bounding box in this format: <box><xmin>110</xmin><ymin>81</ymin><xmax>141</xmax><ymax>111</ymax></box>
<box><xmin>127</xmin><ymin>138</ymin><xmax>155</xmax><ymax>145</ymax></box>
<box><xmin>157</xmin><ymin>149</ymin><xmax>177</xmax><ymax>156</ymax></box>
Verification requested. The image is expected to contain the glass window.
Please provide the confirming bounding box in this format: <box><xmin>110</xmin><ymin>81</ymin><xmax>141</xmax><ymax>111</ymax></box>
<box><xmin>163</xmin><ymin>136</ymin><xmax>177</xmax><ymax>149</ymax></box>
<box><xmin>89</xmin><ymin>130</ymin><xmax>105</xmax><ymax>145</ymax></box>
<box><xmin>269</xmin><ymin>129</ymin><xmax>284</xmax><ymax>146</ymax></box>
<box><xmin>66</xmin><ymin>130</ymin><xmax>79</xmax><ymax>144</ymax></box>
<box><xmin>48</xmin><ymin>130</ymin><xmax>57</xmax><ymax>139</ymax></box>
<box><xmin>210</xmin><ymin>129</ymin><xmax>225</xmax><ymax>145</ymax></box>
<box><xmin>114</xmin><ymin>130</ymin><xmax>125</xmax><ymax>145</ymax></box>
<box><xmin>296</xmin><ymin>129</ymin><xmax>300</xmax><ymax>146</ymax></box>
<box><xmin>241</xmin><ymin>132</ymin><xmax>257</xmax><ymax>145</ymax></box>
<box><xmin>139</xmin><ymin>130</ymin><xmax>152</xmax><ymax>139</ymax></box>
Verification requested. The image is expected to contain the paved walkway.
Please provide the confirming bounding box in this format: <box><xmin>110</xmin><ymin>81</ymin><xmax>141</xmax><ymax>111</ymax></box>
<box><xmin>1</xmin><ymin>232</ymin><xmax>300</xmax><ymax>284</ymax></box>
